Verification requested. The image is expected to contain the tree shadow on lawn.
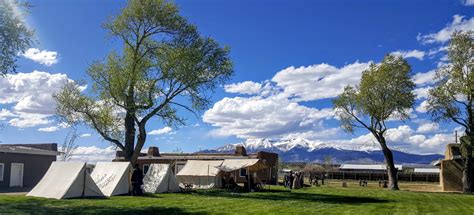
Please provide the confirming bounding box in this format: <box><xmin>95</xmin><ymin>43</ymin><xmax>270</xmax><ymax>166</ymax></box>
<box><xmin>197</xmin><ymin>190</ymin><xmax>390</xmax><ymax>205</ymax></box>
<box><xmin>0</xmin><ymin>198</ymin><xmax>206</xmax><ymax>215</ymax></box>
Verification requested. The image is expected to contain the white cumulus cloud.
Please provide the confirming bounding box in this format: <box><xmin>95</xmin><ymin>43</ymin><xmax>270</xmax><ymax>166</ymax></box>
<box><xmin>204</xmin><ymin>94</ymin><xmax>334</xmax><ymax>139</ymax></box>
<box><xmin>68</xmin><ymin>146</ymin><xmax>117</xmax><ymax>163</ymax></box>
<box><xmin>224</xmin><ymin>81</ymin><xmax>262</xmax><ymax>95</ymax></box>
<box><xmin>271</xmin><ymin>61</ymin><xmax>371</xmax><ymax>101</ymax></box>
<box><xmin>0</xmin><ymin>71</ymin><xmax>80</xmax><ymax>128</ymax></box>
<box><xmin>149</xmin><ymin>126</ymin><xmax>173</xmax><ymax>135</ymax></box>
<box><xmin>417</xmin><ymin>122</ymin><xmax>439</xmax><ymax>133</ymax></box>
<box><xmin>391</xmin><ymin>50</ymin><xmax>425</xmax><ymax>60</ymax></box>
<box><xmin>21</xmin><ymin>48</ymin><xmax>59</xmax><ymax>66</ymax></box>
<box><xmin>412</xmin><ymin>70</ymin><xmax>437</xmax><ymax>86</ymax></box>
<box><xmin>418</xmin><ymin>15</ymin><xmax>474</xmax><ymax>44</ymax></box>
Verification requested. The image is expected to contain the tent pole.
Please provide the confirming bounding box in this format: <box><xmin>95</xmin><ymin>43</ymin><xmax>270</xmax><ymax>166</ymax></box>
<box><xmin>81</xmin><ymin>163</ymin><xmax>86</xmax><ymax>197</ymax></box>
<box><xmin>247</xmin><ymin>166</ymin><xmax>250</xmax><ymax>192</ymax></box>
<box><xmin>207</xmin><ymin>165</ymin><xmax>209</xmax><ymax>189</ymax></box>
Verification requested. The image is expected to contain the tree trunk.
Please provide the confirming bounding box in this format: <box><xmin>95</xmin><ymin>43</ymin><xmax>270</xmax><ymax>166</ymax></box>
<box><xmin>376</xmin><ymin>134</ymin><xmax>399</xmax><ymax>190</ymax></box>
<box><xmin>131</xmin><ymin>123</ymin><xmax>147</xmax><ymax>166</ymax></box>
<box><xmin>461</xmin><ymin>135</ymin><xmax>473</xmax><ymax>193</ymax></box>
<box><xmin>124</xmin><ymin>111</ymin><xmax>136</xmax><ymax>165</ymax></box>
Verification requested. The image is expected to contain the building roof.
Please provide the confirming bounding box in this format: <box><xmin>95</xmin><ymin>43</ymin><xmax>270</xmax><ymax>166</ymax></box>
<box><xmin>339</xmin><ymin>164</ymin><xmax>403</xmax><ymax>170</ymax></box>
<box><xmin>413</xmin><ymin>168</ymin><xmax>440</xmax><ymax>173</ymax></box>
<box><xmin>0</xmin><ymin>144</ymin><xmax>59</xmax><ymax>156</ymax></box>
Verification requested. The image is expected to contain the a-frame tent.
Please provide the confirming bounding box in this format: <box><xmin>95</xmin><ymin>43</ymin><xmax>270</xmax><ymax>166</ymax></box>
<box><xmin>143</xmin><ymin>164</ymin><xmax>180</xmax><ymax>193</ymax></box>
<box><xmin>91</xmin><ymin>162</ymin><xmax>131</xmax><ymax>197</ymax></box>
<box><xmin>27</xmin><ymin>162</ymin><xmax>104</xmax><ymax>199</ymax></box>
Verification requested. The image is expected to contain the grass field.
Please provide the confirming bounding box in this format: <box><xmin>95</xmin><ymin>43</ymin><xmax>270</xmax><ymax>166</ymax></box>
<box><xmin>1</xmin><ymin>181</ymin><xmax>473</xmax><ymax>214</ymax></box>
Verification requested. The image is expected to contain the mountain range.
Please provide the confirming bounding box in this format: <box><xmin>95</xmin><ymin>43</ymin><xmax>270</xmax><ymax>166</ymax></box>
<box><xmin>199</xmin><ymin>138</ymin><xmax>443</xmax><ymax>165</ymax></box>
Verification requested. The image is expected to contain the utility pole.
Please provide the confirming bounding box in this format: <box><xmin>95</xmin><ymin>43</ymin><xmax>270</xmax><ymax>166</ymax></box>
<box><xmin>455</xmin><ymin>130</ymin><xmax>458</xmax><ymax>144</ymax></box>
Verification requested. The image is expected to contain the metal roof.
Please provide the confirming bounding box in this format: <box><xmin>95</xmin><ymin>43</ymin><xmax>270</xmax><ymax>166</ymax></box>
<box><xmin>413</xmin><ymin>168</ymin><xmax>440</xmax><ymax>173</ymax></box>
<box><xmin>339</xmin><ymin>164</ymin><xmax>403</xmax><ymax>170</ymax></box>
<box><xmin>0</xmin><ymin>145</ymin><xmax>60</xmax><ymax>156</ymax></box>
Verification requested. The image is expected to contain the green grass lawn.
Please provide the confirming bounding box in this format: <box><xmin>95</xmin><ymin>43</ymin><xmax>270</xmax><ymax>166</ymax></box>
<box><xmin>1</xmin><ymin>183</ymin><xmax>474</xmax><ymax>214</ymax></box>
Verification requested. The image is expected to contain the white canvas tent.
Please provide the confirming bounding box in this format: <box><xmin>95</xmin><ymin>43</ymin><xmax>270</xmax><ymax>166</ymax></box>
<box><xmin>176</xmin><ymin>160</ymin><xmax>223</xmax><ymax>189</ymax></box>
<box><xmin>143</xmin><ymin>164</ymin><xmax>180</xmax><ymax>193</ymax></box>
<box><xmin>91</xmin><ymin>162</ymin><xmax>131</xmax><ymax>197</ymax></box>
<box><xmin>218</xmin><ymin>159</ymin><xmax>266</xmax><ymax>172</ymax></box>
<box><xmin>27</xmin><ymin>162</ymin><xmax>104</xmax><ymax>199</ymax></box>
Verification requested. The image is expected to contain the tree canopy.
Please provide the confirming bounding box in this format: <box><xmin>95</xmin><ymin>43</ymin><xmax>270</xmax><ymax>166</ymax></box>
<box><xmin>0</xmin><ymin>0</ymin><xmax>34</xmax><ymax>76</ymax></box>
<box><xmin>333</xmin><ymin>54</ymin><xmax>415</xmax><ymax>190</ymax></box>
<box><xmin>54</xmin><ymin>0</ymin><xmax>233</xmax><ymax>163</ymax></box>
<box><xmin>427</xmin><ymin>30</ymin><xmax>474</xmax><ymax>193</ymax></box>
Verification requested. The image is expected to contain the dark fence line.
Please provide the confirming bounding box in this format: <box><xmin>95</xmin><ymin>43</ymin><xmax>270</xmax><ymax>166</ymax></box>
<box><xmin>280</xmin><ymin>171</ymin><xmax>440</xmax><ymax>183</ymax></box>
<box><xmin>323</xmin><ymin>171</ymin><xmax>439</xmax><ymax>182</ymax></box>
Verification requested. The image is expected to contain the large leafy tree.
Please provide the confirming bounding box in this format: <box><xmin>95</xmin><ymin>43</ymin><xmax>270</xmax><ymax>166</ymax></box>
<box><xmin>333</xmin><ymin>55</ymin><xmax>415</xmax><ymax>190</ymax></box>
<box><xmin>427</xmin><ymin>30</ymin><xmax>474</xmax><ymax>193</ymax></box>
<box><xmin>54</xmin><ymin>0</ymin><xmax>233</xmax><ymax>164</ymax></box>
<box><xmin>0</xmin><ymin>0</ymin><xmax>34</xmax><ymax>76</ymax></box>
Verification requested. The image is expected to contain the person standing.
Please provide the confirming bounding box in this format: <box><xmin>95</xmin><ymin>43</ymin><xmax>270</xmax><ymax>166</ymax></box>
<box><xmin>131</xmin><ymin>164</ymin><xmax>144</xmax><ymax>196</ymax></box>
<box><xmin>289</xmin><ymin>171</ymin><xmax>294</xmax><ymax>189</ymax></box>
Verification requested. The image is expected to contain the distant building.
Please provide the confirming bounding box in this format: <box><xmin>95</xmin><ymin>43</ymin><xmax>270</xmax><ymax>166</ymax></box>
<box><xmin>0</xmin><ymin>143</ymin><xmax>59</xmax><ymax>189</ymax></box>
<box><xmin>114</xmin><ymin>145</ymin><xmax>279</xmax><ymax>185</ymax></box>
<box><xmin>339</xmin><ymin>164</ymin><xmax>403</xmax><ymax>172</ymax></box>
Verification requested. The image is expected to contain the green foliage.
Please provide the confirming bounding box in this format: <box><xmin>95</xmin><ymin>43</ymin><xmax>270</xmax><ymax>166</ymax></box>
<box><xmin>0</xmin><ymin>0</ymin><xmax>34</xmax><ymax>76</ymax></box>
<box><xmin>427</xmin><ymin>31</ymin><xmax>474</xmax><ymax>134</ymax></box>
<box><xmin>333</xmin><ymin>55</ymin><xmax>415</xmax><ymax>134</ymax></box>
<box><xmin>54</xmin><ymin>0</ymin><xmax>233</xmax><ymax>160</ymax></box>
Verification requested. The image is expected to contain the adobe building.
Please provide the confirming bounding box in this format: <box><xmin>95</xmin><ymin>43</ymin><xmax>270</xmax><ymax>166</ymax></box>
<box><xmin>0</xmin><ymin>143</ymin><xmax>59</xmax><ymax>190</ymax></box>
<box><xmin>439</xmin><ymin>143</ymin><xmax>464</xmax><ymax>192</ymax></box>
<box><xmin>114</xmin><ymin>145</ymin><xmax>279</xmax><ymax>185</ymax></box>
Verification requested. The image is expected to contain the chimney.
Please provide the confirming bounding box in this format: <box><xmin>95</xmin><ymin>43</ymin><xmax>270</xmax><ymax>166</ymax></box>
<box><xmin>116</xmin><ymin>150</ymin><xmax>125</xmax><ymax>158</ymax></box>
<box><xmin>235</xmin><ymin>145</ymin><xmax>247</xmax><ymax>156</ymax></box>
<box><xmin>148</xmin><ymin>146</ymin><xmax>160</xmax><ymax>157</ymax></box>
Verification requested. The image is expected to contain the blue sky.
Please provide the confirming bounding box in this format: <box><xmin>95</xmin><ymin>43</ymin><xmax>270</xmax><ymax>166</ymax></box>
<box><xmin>1</xmin><ymin>0</ymin><xmax>473</xmax><ymax>161</ymax></box>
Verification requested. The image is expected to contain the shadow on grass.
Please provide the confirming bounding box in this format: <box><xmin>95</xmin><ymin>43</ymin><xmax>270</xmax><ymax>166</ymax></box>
<box><xmin>0</xmin><ymin>198</ymin><xmax>205</xmax><ymax>215</ymax></box>
<box><xmin>196</xmin><ymin>189</ymin><xmax>389</xmax><ymax>205</ymax></box>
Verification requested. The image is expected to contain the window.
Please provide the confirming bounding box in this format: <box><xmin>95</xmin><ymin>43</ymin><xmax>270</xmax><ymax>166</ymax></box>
<box><xmin>239</xmin><ymin>168</ymin><xmax>247</xmax><ymax>177</ymax></box>
<box><xmin>0</xmin><ymin>163</ymin><xmax>4</xmax><ymax>181</ymax></box>
<box><xmin>143</xmin><ymin>164</ymin><xmax>150</xmax><ymax>175</ymax></box>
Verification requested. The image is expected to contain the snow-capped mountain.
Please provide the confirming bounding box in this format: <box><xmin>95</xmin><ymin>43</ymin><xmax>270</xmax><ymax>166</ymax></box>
<box><xmin>199</xmin><ymin>138</ymin><xmax>443</xmax><ymax>165</ymax></box>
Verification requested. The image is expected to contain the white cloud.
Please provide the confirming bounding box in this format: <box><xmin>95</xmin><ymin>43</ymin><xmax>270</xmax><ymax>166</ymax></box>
<box><xmin>38</xmin><ymin>126</ymin><xmax>60</xmax><ymax>132</ymax></box>
<box><xmin>80</xmin><ymin>133</ymin><xmax>92</xmax><ymax>138</ymax></box>
<box><xmin>204</xmin><ymin>95</ymin><xmax>334</xmax><ymax>139</ymax></box>
<box><xmin>0</xmin><ymin>109</ymin><xmax>16</xmax><ymax>120</ymax></box>
<box><xmin>68</xmin><ymin>146</ymin><xmax>117</xmax><ymax>163</ymax></box>
<box><xmin>9</xmin><ymin>113</ymin><xmax>52</xmax><ymax>128</ymax></box>
<box><xmin>413</xmin><ymin>87</ymin><xmax>432</xmax><ymax>99</ymax></box>
<box><xmin>224</xmin><ymin>81</ymin><xmax>262</xmax><ymax>95</ymax></box>
<box><xmin>149</xmin><ymin>126</ymin><xmax>173</xmax><ymax>135</ymax></box>
<box><xmin>461</xmin><ymin>0</ymin><xmax>474</xmax><ymax>6</ymax></box>
<box><xmin>418</xmin><ymin>133</ymin><xmax>454</xmax><ymax>152</ymax></box>
<box><xmin>38</xmin><ymin>122</ymin><xmax>69</xmax><ymax>132</ymax></box>
<box><xmin>271</xmin><ymin>61</ymin><xmax>371</xmax><ymax>101</ymax></box>
<box><xmin>21</xmin><ymin>48</ymin><xmax>59</xmax><ymax>66</ymax></box>
<box><xmin>415</xmin><ymin>100</ymin><xmax>429</xmax><ymax>113</ymax></box>
<box><xmin>407</xmin><ymin>135</ymin><xmax>426</xmax><ymax>145</ymax></box>
<box><xmin>418</xmin><ymin>15</ymin><xmax>474</xmax><ymax>44</ymax></box>
<box><xmin>417</xmin><ymin>122</ymin><xmax>439</xmax><ymax>133</ymax></box>
<box><xmin>412</xmin><ymin>70</ymin><xmax>437</xmax><ymax>86</ymax></box>
<box><xmin>391</xmin><ymin>50</ymin><xmax>425</xmax><ymax>60</ymax></box>
<box><xmin>385</xmin><ymin>125</ymin><xmax>414</xmax><ymax>142</ymax></box>
<box><xmin>0</xmin><ymin>71</ymin><xmax>79</xmax><ymax>128</ymax></box>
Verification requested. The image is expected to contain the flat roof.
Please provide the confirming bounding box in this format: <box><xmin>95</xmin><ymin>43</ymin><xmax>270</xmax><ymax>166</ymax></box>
<box><xmin>339</xmin><ymin>164</ymin><xmax>403</xmax><ymax>170</ymax></box>
<box><xmin>414</xmin><ymin>168</ymin><xmax>440</xmax><ymax>173</ymax></box>
<box><xmin>0</xmin><ymin>145</ymin><xmax>60</xmax><ymax>156</ymax></box>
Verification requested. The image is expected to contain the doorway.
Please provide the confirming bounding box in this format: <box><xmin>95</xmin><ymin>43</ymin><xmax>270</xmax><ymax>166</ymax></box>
<box><xmin>10</xmin><ymin>163</ymin><xmax>24</xmax><ymax>187</ymax></box>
